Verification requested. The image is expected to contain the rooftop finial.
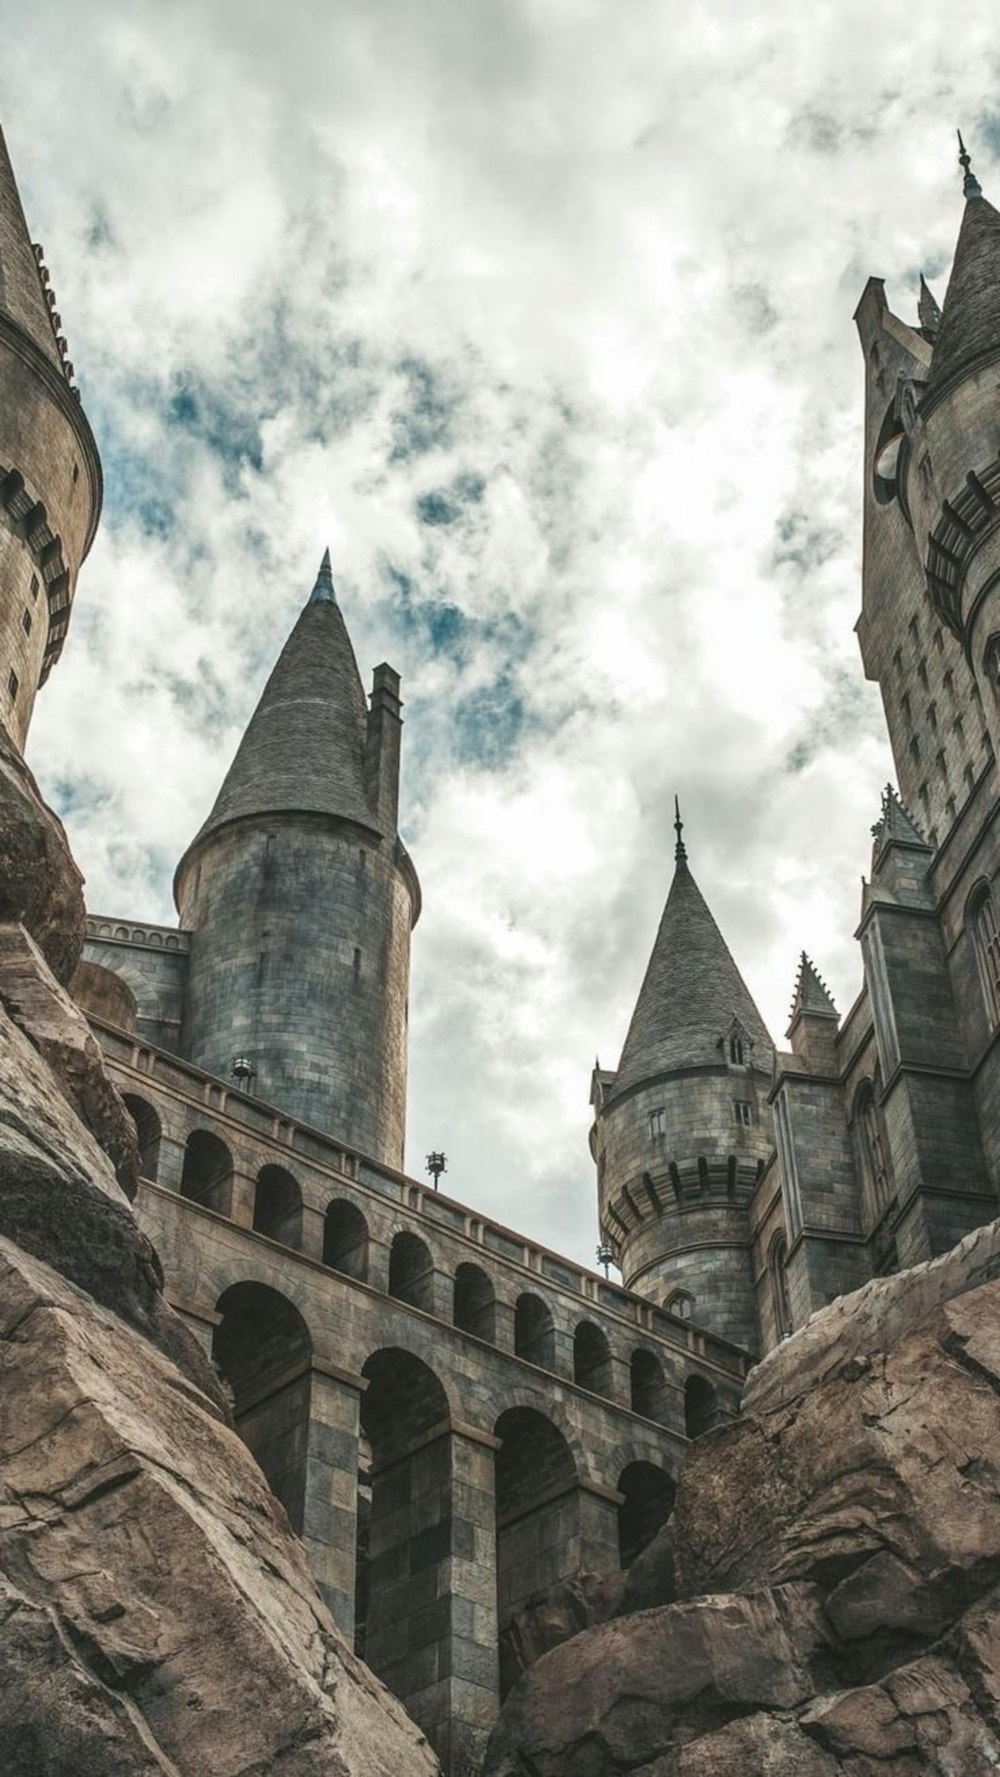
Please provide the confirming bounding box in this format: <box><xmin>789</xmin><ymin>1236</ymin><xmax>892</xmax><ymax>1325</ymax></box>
<box><xmin>674</xmin><ymin>794</ymin><xmax>687</xmax><ymax>863</ymax></box>
<box><xmin>309</xmin><ymin>546</ymin><xmax>337</xmax><ymax>605</ymax></box>
<box><xmin>958</xmin><ymin>129</ymin><xmax>983</xmax><ymax>201</ymax></box>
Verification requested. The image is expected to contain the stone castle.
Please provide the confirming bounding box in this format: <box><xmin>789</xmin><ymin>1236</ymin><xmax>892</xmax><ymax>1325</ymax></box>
<box><xmin>3</xmin><ymin>117</ymin><xmax>1000</xmax><ymax>1775</ymax></box>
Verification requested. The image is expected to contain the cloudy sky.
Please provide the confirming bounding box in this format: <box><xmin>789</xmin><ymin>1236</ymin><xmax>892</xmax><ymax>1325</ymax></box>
<box><xmin>5</xmin><ymin>1</ymin><xmax>998</xmax><ymax>1266</ymax></box>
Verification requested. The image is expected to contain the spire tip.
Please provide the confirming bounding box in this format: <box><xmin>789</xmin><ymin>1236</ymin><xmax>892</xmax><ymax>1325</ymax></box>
<box><xmin>309</xmin><ymin>547</ymin><xmax>337</xmax><ymax>605</ymax></box>
<box><xmin>957</xmin><ymin>128</ymin><xmax>983</xmax><ymax>201</ymax></box>
<box><xmin>673</xmin><ymin>795</ymin><xmax>687</xmax><ymax>863</ymax></box>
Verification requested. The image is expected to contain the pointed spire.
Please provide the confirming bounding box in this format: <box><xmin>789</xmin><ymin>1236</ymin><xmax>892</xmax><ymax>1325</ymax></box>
<box><xmin>0</xmin><ymin>123</ymin><xmax>65</xmax><ymax>373</ymax></box>
<box><xmin>788</xmin><ymin>952</ymin><xmax>838</xmax><ymax>1026</ymax></box>
<box><xmin>614</xmin><ymin>849</ymin><xmax>773</xmax><ymax>1093</ymax></box>
<box><xmin>871</xmin><ymin>783</ymin><xmax>929</xmax><ymax>855</ymax></box>
<box><xmin>958</xmin><ymin>129</ymin><xmax>983</xmax><ymax>201</ymax></box>
<box><xmin>179</xmin><ymin>565</ymin><xmax>382</xmax><ymax>869</ymax></box>
<box><xmin>925</xmin><ymin>135</ymin><xmax>1000</xmax><ymax>396</ymax></box>
<box><xmin>673</xmin><ymin>794</ymin><xmax>687</xmax><ymax>864</ymax></box>
<box><xmin>310</xmin><ymin>546</ymin><xmax>337</xmax><ymax>605</ymax></box>
<box><xmin>918</xmin><ymin>273</ymin><xmax>942</xmax><ymax>338</ymax></box>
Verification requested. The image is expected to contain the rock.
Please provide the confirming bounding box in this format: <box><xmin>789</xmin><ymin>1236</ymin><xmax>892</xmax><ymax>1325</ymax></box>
<box><xmin>69</xmin><ymin>956</ymin><xmax>138</xmax><ymax>1033</ymax></box>
<box><xmin>621</xmin><ymin>1515</ymin><xmax>677</xmax><ymax>1615</ymax></box>
<box><xmin>499</xmin><ymin>1569</ymin><xmax>627</xmax><ymax>1694</ymax></box>
<box><xmin>0</xmin><ymin>923</ymin><xmax>138</xmax><ymax>1196</ymax></box>
<box><xmin>0</xmin><ymin>730</ymin><xmax>85</xmax><ymax>984</ymax></box>
<box><xmin>0</xmin><ymin>1235</ymin><xmax>440</xmax><ymax>1776</ymax></box>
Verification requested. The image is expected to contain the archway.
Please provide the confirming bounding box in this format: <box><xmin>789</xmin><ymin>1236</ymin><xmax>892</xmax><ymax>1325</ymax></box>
<box><xmin>253</xmin><ymin>1164</ymin><xmax>302</xmax><ymax>1249</ymax></box>
<box><xmin>494</xmin><ymin>1406</ymin><xmax>578</xmax><ymax>1699</ymax></box>
<box><xmin>630</xmin><ymin>1349</ymin><xmax>670</xmax><ymax>1424</ymax></box>
<box><xmin>122</xmin><ymin>1093</ymin><xmax>161</xmax><ymax>1183</ymax></box>
<box><xmin>684</xmin><ymin>1373</ymin><xmax>719</xmax><ymax>1440</ymax></box>
<box><xmin>388</xmin><ymin>1230</ymin><xmax>435</xmax><ymax>1311</ymax></box>
<box><xmin>180</xmin><ymin>1129</ymin><xmax>232</xmax><ymax>1214</ymax></box>
<box><xmin>213</xmin><ymin>1282</ymin><xmax>312</xmax><ymax>1530</ymax></box>
<box><xmin>617</xmin><ymin>1461</ymin><xmax>676</xmax><ymax>1568</ymax></box>
<box><xmin>514</xmin><ymin>1292</ymin><xmax>555</xmax><ymax>1370</ymax></box>
<box><xmin>323</xmin><ymin>1199</ymin><xmax>369</xmax><ymax>1282</ymax></box>
<box><xmin>453</xmin><ymin>1262</ymin><xmax>496</xmax><ymax>1342</ymax></box>
<box><xmin>574</xmin><ymin>1320</ymin><xmax>614</xmax><ymax>1399</ymax></box>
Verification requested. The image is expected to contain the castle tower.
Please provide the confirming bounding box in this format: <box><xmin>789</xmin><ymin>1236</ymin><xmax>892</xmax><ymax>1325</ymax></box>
<box><xmin>0</xmin><ymin>125</ymin><xmax>102</xmax><ymax>751</ymax></box>
<box><xmin>854</xmin><ymin>135</ymin><xmax>1000</xmax><ymax>845</ymax></box>
<box><xmin>591</xmin><ymin>810</ymin><xmax>773</xmax><ymax>1350</ymax></box>
<box><xmin>174</xmin><ymin>552</ymin><xmax>420</xmax><ymax>1167</ymax></box>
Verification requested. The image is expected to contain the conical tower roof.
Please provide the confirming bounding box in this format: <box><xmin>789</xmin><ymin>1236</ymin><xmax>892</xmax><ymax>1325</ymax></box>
<box><xmin>788</xmin><ymin>953</ymin><xmax>838</xmax><ymax>1026</ymax></box>
<box><xmin>182</xmin><ymin>553</ymin><xmax>381</xmax><ymax>864</ymax></box>
<box><xmin>925</xmin><ymin>157</ymin><xmax>1000</xmax><ymax>396</ymax></box>
<box><xmin>0</xmin><ymin>123</ymin><xmax>64</xmax><ymax>372</ymax></box>
<box><xmin>614</xmin><ymin>826</ymin><xmax>773</xmax><ymax>1094</ymax></box>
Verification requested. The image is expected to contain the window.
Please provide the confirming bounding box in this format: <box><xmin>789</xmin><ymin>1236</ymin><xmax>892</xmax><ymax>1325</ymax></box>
<box><xmin>856</xmin><ymin>1083</ymin><xmax>893</xmax><ymax>1216</ymax></box>
<box><xmin>29</xmin><ymin>573</ymin><xmax>38</xmax><ymax>600</ymax></box>
<box><xmin>21</xmin><ymin>608</ymin><xmax>30</xmax><ymax>635</ymax></box>
<box><xmin>927</xmin><ymin>702</ymin><xmax>937</xmax><ymax>733</ymax></box>
<box><xmin>908</xmin><ymin>616</ymin><xmax>919</xmax><ymax>643</ymax></box>
<box><xmin>919</xmin><ymin>783</ymin><xmax>930</xmax><ymax>821</ymax></box>
<box><xmin>729</xmin><ymin>1034</ymin><xmax>745</xmax><ymax>1065</ymax></box>
<box><xmin>6</xmin><ymin>669</ymin><xmax>17</xmax><ymax>703</ymax></box>
<box><xmin>943</xmin><ymin>668</ymin><xmax>955</xmax><ymax>703</ymax></box>
<box><xmin>909</xmin><ymin>735</ymin><xmax>920</xmax><ymax>764</ymax></box>
<box><xmin>934</xmin><ymin>627</ymin><xmax>944</xmax><ymax>653</ymax></box>
<box><xmin>769</xmin><ymin>1235</ymin><xmax>792</xmax><ymax>1337</ymax></box>
<box><xmin>734</xmin><ymin>1100</ymin><xmax>753</xmax><ymax>1127</ymax></box>
<box><xmin>893</xmin><ymin>648</ymin><xmax>903</xmax><ymax>675</ymax></box>
<box><xmin>946</xmin><ymin>796</ymin><xmax>957</xmax><ymax>823</ymax></box>
<box><xmin>900</xmin><ymin>692</ymin><xmax>911</xmax><ymax>723</ymax></box>
<box><xmin>918</xmin><ymin>659</ymin><xmax>929</xmax><ymax>690</ymax></box>
<box><xmin>667</xmin><ymin>1291</ymin><xmax>694</xmax><ymax>1321</ymax></box>
<box><xmin>969</xmin><ymin>883</ymin><xmax>1000</xmax><ymax>1028</ymax></box>
<box><xmin>984</xmin><ymin>635</ymin><xmax>1000</xmax><ymax>698</ymax></box>
<box><xmin>965</xmin><ymin>763</ymin><xmax>976</xmax><ymax>794</ymax></box>
<box><xmin>936</xmin><ymin>750</ymin><xmax>948</xmax><ymax>783</ymax></box>
<box><xmin>648</xmin><ymin>1108</ymin><xmax>665</xmax><ymax>1139</ymax></box>
<box><xmin>954</xmin><ymin>715</ymin><xmax>965</xmax><ymax>746</ymax></box>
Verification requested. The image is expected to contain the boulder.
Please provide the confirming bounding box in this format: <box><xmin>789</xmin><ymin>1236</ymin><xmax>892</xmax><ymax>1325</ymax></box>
<box><xmin>499</xmin><ymin>1569</ymin><xmax>627</xmax><ymax>1694</ymax></box>
<box><xmin>0</xmin><ymin>1235</ymin><xmax>440</xmax><ymax>1776</ymax></box>
<box><xmin>0</xmin><ymin>730</ymin><xmax>85</xmax><ymax>983</ymax></box>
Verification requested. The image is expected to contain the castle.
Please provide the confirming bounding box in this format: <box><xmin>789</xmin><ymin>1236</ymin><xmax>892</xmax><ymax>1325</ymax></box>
<box><xmin>3</xmin><ymin>118</ymin><xmax>1000</xmax><ymax>1776</ymax></box>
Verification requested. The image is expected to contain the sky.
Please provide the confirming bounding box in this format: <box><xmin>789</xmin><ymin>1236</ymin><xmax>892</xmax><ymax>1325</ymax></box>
<box><xmin>5</xmin><ymin>0</ymin><xmax>999</xmax><ymax>1268</ymax></box>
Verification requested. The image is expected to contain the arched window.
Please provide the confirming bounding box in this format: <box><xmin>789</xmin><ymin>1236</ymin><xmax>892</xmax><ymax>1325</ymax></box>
<box><xmin>573</xmin><ymin>1321</ymin><xmax>614</xmax><ymax>1399</ymax></box>
<box><xmin>982</xmin><ymin>634</ymin><xmax>1000</xmax><ymax>700</ymax></box>
<box><xmin>213</xmin><ymin>1283</ymin><xmax>312</xmax><ymax>1531</ymax></box>
<box><xmin>630</xmin><ymin>1349</ymin><xmax>669</xmax><ymax>1424</ymax></box>
<box><xmin>769</xmin><ymin>1234</ymin><xmax>792</xmax><ymax>1338</ymax></box>
<box><xmin>666</xmin><ymin>1290</ymin><xmax>694</xmax><ymax>1322</ymax></box>
<box><xmin>323</xmin><ymin>1200</ymin><xmax>369</xmax><ymax>1282</ymax></box>
<box><xmin>969</xmin><ymin>880</ymin><xmax>1000</xmax><ymax>1028</ymax></box>
<box><xmin>253</xmin><ymin>1165</ymin><xmax>302</xmax><ymax>1248</ymax></box>
<box><xmin>494</xmin><ymin>1406</ymin><xmax>577</xmax><ymax>1698</ymax></box>
<box><xmin>684</xmin><ymin>1374</ymin><xmax>718</xmax><ymax>1440</ymax></box>
<box><xmin>453</xmin><ymin>1263</ymin><xmax>495</xmax><ymax>1342</ymax></box>
<box><xmin>388</xmin><ymin>1231</ymin><xmax>435</xmax><ymax>1313</ymax></box>
<box><xmin>854</xmin><ymin>1081</ymin><xmax>893</xmax><ymax>1216</ymax></box>
<box><xmin>514</xmin><ymin>1293</ymin><xmax>555</xmax><ymax>1370</ymax></box>
<box><xmin>617</xmin><ymin>1461</ymin><xmax>676</xmax><ymax>1568</ymax></box>
<box><xmin>121</xmin><ymin>1093</ymin><xmax>161</xmax><ymax>1182</ymax></box>
<box><xmin>180</xmin><ymin>1130</ymin><xmax>233</xmax><ymax>1215</ymax></box>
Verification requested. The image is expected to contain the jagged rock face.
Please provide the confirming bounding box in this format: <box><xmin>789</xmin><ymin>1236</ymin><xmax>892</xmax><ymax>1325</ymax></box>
<box><xmin>0</xmin><ymin>732</ymin><xmax>85</xmax><ymax>984</ymax></box>
<box><xmin>483</xmin><ymin>1227</ymin><xmax>1000</xmax><ymax>1775</ymax></box>
<box><xmin>499</xmin><ymin>1571</ymin><xmax>627</xmax><ymax>1697</ymax></box>
<box><xmin>0</xmin><ymin>1238</ymin><xmax>440</xmax><ymax>1776</ymax></box>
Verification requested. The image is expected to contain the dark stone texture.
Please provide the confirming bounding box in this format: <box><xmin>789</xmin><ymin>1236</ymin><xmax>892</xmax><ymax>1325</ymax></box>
<box><xmin>0</xmin><ymin>732</ymin><xmax>84</xmax><ymax>982</ymax></box>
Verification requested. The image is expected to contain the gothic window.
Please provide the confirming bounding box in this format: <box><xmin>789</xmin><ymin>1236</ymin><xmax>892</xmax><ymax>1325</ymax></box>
<box><xmin>733</xmin><ymin>1100</ymin><xmax>753</xmax><ymax>1127</ymax></box>
<box><xmin>918</xmin><ymin>659</ymin><xmax>929</xmax><ymax>690</ymax></box>
<box><xmin>937</xmin><ymin>750</ymin><xmax>948</xmax><ymax>783</ymax></box>
<box><xmin>893</xmin><ymin>649</ymin><xmax>903</xmax><ymax>675</ymax></box>
<box><xmin>667</xmin><ymin>1291</ymin><xmax>694</xmax><ymax>1322</ymax></box>
<box><xmin>769</xmin><ymin>1235</ymin><xmax>792</xmax><ymax>1338</ymax></box>
<box><xmin>29</xmin><ymin>573</ymin><xmax>38</xmax><ymax>599</ymax></box>
<box><xmin>900</xmin><ymin>692</ymin><xmax>911</xmax><ymax>724</ymax></box>
<box><xmin>729</xmin><ymin>1034</ymin><xmax>745</xmax><ymax>1065</ymax></box>
<box><xmin>965</xmin><ymin>763</ymin><xmax>976</xmax><ymax>794</ymax></box>
<box><xmin>908</xmin><ymin>616</ymin><xmax>919</xmax><ymax>643</ymax></box>
<box><xmin>908</xmin><ymin>735</ymin><xmax>920</xmax><ymax>764</ymax></box>
<box><xmin>943</xmin><ymin>668</ymin><xmax>955</xmax><ymax>703</ymax></box>
<box><xmin>648</xmin><ymin>1108</ymin><xmax>665</xmax><ymax>1139</ymax></box>
<box><xmin>968</xmin><ymin>882</ymin><xmax>1000</xmax><ymax>1029</ymax></box>
<box><xmin>927</xmin><ymin>702</ymin><xmax>937</xmax><ymax>733</ymax></box>
<box><xmin>20</xmin><ymin>607</ymin><xmax>30</xmax><ymax>634</ymax></box>
<box><xmin>918</xmin><ymin>783</ymin><xmax>930</xmax><ymax>822</ymax></box>
<box><xmin>954</xmin><ymin>715</ymin><xmax>965</xmax><ymax>746</ymax></box>
<box><xmin>855</xmin><ymin>1082</ymin><xmax>893</xmax><ymax>1218</ymax></box>
<box><xmin>6</xmin><ymin>669</ymin><xmax>17</xmax><ymax>703</ymax></box>
<box><xmin>983</xmin><ymin>635</ymin><xmax>1000</xmax><ymax>699</ymax></box>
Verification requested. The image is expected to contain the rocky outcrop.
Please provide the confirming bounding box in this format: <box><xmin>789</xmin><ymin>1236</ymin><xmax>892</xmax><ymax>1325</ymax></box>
<box><xmin>499</xmin><ymin>1570</ymin><xmax>627</xmax><ymax>1696</ymax></box>
<box><xmin>484</xmin><ymin>1223</ymin><xmax>1000</xmax><ymax>1775</ymax></box>
<box><xmin>0</xmin><ymin>730</ymin><xmax>85</xmax><ymax>984</ymax></box>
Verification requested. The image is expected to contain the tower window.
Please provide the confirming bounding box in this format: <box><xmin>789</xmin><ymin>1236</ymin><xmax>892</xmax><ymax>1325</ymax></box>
<box><xmin>667</xmin><ymin>1290</ymin><xmax>694</xmax><ymax>1321</ymax></box>
<box><xmin>6</xmin><ymin>669</ymin><xmax>18</xmax><ymax>703</ymax></box>
<box><xmin>72</xmin><ymin>462</ymin><xmax>80</xmax><ymax>484</ymax></box>
<box><xmin>900</xmin><ymin>692</ymin><xmax>911</xmax><ymax>723</ymax></box>
<box><xmin>969</xmin><ymin>883</ymin><xmax>1000</xmax><ymax>1029</ymax></box>
<box><xmin>733</xmin><ymin>1100</ymin><xmax>753</xmax><ymax>1127</ymax></box>
<box><xmin>965</xmin><ymin>763</ymin><xmax>976</xmax><ymax>794</ymax></box>
<box><xmin>648</xmin><ymin>1108</ymin><xmax>665</xmax><ymax>1139</ymax></box>
<box><xmin>729</xmin><ymin>1034</ymin><xmax>745</xmax><ymax>1064</ymax></box>
<box><xmin>927</xmin><ymin>702</ymin><xmax>937</xmax><ymax>733</ymax></box>
<box><xmin>919</xmin><ymin>783</ymin><xmax>930</xmax><ymax>820</ymax></box>
<box><xmin>21</xmin><ymin>608</ymin><xmax>30</xmax><ymax>635</ymax></box>
<box><xmin>943</xmin><ymin>669</ymin><xmax>955</xmax><ymax>702</ymax></box>
<box><xmin>908</xmin><ymin>616</ymin><xmax>919</xmax><ymax>643</ymax></box>
<box><xmin>946</xmin><ymin>795</ymin><xmax>957</xmax><ymax>823</ymax></box>
<box><xmin>918</xmin><ymin>659</ymin><xmax>929</xmax><ymax>690</ymax></box>
<box><xmin>908</xmin><ymin>735</ymin><xmax>920</xmax><ymax>764</ymax></box>
<box><xmin>353</xmin><ymin>947</ymin><xmax>362</xmax><ymax>977</ymax></box>
<box><xmin>893</xmin><ymin>649</ymin><xmax>903</xmax><ymax>675</ymax></box>
<box><xmin>934</xmin><ymin>627</ymin><xmax>944</xmax><ymax>653</ymax></box>
<box><xmin>856</xmin><ymin>1082</ymin><xmax>893</xmax><ymax>1217</ymax></box>
<box><xmin>954</xmin><ymin>715</ymin><xmax>965</xmax><ymax>745</ymax></box>
<box><xmin>936</xmin><ymin>750</ymin><xmax>948</xmax><ymax>782</ymax></box>
<box><xmin>984</xmin><ymin>635</ymin><xmax>1000</xmax><ymax>698</ymax></box>
<box><xmin>29</xmin><ymin>574</ymin><xmax>38</xmax><ymax>600</ymax></box>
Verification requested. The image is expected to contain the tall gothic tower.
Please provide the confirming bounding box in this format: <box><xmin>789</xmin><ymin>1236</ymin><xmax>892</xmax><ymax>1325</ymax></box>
<box><xmin>0</xmin><ymin>125</ymin><xmax>101</xmax><ymax>751</ymax></box>
<box><xmin>591</xmin><ymin>813</ymin><xmax>773</xmax><ymax>1350</ymax></box>
<box><xmin>175</xmin><ymin>552</ymin><xmax>420</xmax><ymax>1167</ymax></box>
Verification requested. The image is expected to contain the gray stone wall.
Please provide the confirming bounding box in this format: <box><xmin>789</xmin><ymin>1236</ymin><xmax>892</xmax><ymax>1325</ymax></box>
<box><xmin>84</xmin><ymin>916</ymin><xmax>190</xmax><ymax>1053</ymax></box>
<box><xmin>176</xmin><ymin>812</ymin><xmax>414</xmax><ymax>1168</ymax></box>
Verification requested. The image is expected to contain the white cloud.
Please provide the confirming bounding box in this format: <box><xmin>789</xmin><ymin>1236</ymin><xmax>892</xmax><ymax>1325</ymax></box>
<box><xmin>7</xmin><ymin>0</ymin><xmax>998</xmax><ymax>1266</ymax></box>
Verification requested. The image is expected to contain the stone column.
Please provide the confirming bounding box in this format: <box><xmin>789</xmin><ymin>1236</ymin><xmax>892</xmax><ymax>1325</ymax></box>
<box><xmin>228</xmin><ymin>1168</ymin><xmax>257</xmax><ymax>1229</ymax></box>
<box><xmin>155</xmin><ymin>1133</ymin><xmax>187</xmax><ymax>1194</ymax></box>
<box><xmin>299</xmin><ymin>1203</ymin><xmax>326</xmax><ymax>1264</ymax></box>
<box><xmin>576</xmin><ymin>1479</ymin><xmax>624</xmax><ymax>1573</ymax></box>
<box><xmin>300</xmin><ymin>1360</ymin><xmax>365</xmax><ymax>1640</ymax></box>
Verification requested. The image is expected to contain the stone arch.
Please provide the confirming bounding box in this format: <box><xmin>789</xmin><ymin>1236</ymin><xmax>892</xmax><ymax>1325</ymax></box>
<box><xmin>967</xmin><ymin>876</ymin><xmax>1000</xmax><ymax>1029</ymax></box>
<box><xmin>213</xmin><ymin>1281</ymin><xmax>312</xmax><ymax>1532</ymax></box>
<box><xmin>453</xmin><ymin>1261</ymin><xmax>495</xmax><ymax>1342</ymax></box>
<box><xmin>514</xmin><ymin>1292</ymin><xmax>556</xmax><ymax>1370</ymax></box>
<box><xmin>180</xmin><ymin>1128</ymin><xmax>233</xmax><ymax>1214</ymax></box>
<box><xmin>851</xmin><ymin>1077</ymin><xmax>894</xmax><ymax>1223</ymax></box>
<box><xmin>630</xmin><ymin>1348</ymin><xmax>670</xmax><ymax>1424</ymax></box>
<box><xmin>388</xmin><ymin>1230</ymin><xmax>435</xmax><ymax>1312</ymax></box>
<box><xmin>323</xmin><ymin>1198</ymin><xmax>369</xmax><ymax>1282</ymax></box>
<box><xmin>573</xmin><ymin>1319</ymin><xmax>614</xmax><ymax>1399</ymax></box>
<box><xmin>769</xmin><ymin>1232</ymin><xmax>792</xmax><ymax>1337</ymax></box>
<box><xmin>684</xmin><ymin>1373</ymin><xmax>718</xmax><ymax>1440</ymax></box>
<box><xmin>358</xmin><ymin>1350</ymin><xmax>452</xmax><ymax>1736</ymax></box>
<box><xmin>121</xmin><ymin>1092</ymin><xmax>161</xmax><ymax>1183</ymax></box>
<box><xmin>494</xmin><ymin>1405</ymin><xmax>579</xmax><ymax>1699</ymax></box>
<box><xmin>666</xmin><ymin>1289</ymin><xmax>695</xmax><ymax>1321</ymax></box>
<box><xmin>617</xmin><ymin>1460</ymin><xmax>676</xmax><ymax>1568</ymax></box>
<box><xmin>253</xmin><ymin>1163</ymin><xmax>302</xmax><ymax>1249</ymax></box>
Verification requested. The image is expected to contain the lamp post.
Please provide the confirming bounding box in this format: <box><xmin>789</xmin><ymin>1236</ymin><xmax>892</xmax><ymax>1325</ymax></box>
<box><xmin>425</xmin><ymin>1151</ymin><xmax>447</xmax><ymax>1191</ymax></box>
<box><xmin>596</xmin><ymin>1240</ymin><xmax>615</xmax><ymax>1279</ymax></box>
<box><xmin>231</xmin><ymin>1056</ymin><xmax>255</xmax><ymax>1093</ymax></box>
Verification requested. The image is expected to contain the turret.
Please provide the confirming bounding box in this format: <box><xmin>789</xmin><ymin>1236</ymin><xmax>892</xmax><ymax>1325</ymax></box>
<box><xmin>590</xmin><ymin>807</ymin><xmax>773</xmax><ymax>1350</ymax></box>
<box><xmin>0</xmin><ymin>123</ymin><xmax>101</xmax><ymax>750</ymax></box>
<box><xmin>174</xmin><ymin>552</ymin><xmax>420</xmax><ymax>1167</ymax></box>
